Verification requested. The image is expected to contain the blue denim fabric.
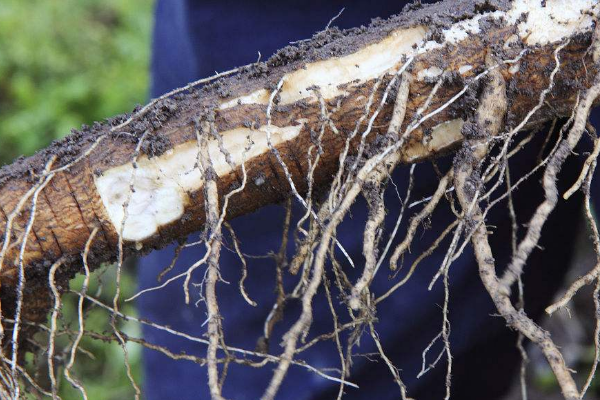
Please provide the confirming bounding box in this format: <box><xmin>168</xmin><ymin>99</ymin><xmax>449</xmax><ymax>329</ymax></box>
<box><xmin>139</xmin><ymin>1</ymin><xmax>590</xmax><ymax>399</ymax></box>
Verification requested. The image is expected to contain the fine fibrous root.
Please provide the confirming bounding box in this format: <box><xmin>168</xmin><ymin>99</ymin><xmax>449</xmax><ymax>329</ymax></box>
<box><xmin>500</xmin><ymin>25</ymin><xmax>600</xmax><ymax>293</ymax></box>
<box><xmin>349</xmin><ymin>72</ymin><xmax>411</xmax><ymax>310</ymax></box>
<box><xmin>196</xmin><ymin>114</ymin><xmax>228</xmax><ymax>400</ymax></box>
<box><xmin>2</xmin><ymin>2</ymin><xmax>600</xmax><ymax>400</ymax></box>
<box><xmin>456</xmin><ymin>48</ymin><xmax>600</xmax><ymax>400</ymax></box>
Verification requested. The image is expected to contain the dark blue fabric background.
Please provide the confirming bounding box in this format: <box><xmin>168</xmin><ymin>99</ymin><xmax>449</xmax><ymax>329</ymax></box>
<box><xmin>139</xmin><ymin>1</ymin><xmax>597</xmax><ymax>399</ymax></box>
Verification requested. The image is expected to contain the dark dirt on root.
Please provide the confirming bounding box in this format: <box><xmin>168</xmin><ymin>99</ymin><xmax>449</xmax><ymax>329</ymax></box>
<box><xmin>0</xmin><ymin>0</ymin><xmax>511</xmax><ymax>188</ymax></box>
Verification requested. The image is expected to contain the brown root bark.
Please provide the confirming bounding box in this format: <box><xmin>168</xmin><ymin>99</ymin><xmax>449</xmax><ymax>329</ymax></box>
<box><xmin>0</xmin><ymin>0</ymin><xmax>596</xmax><ymax>325</ymax></box>
<box><xmin>0</xmin><ymin>0</ymin><xmax>599</xmax><ymax>398</ymax></box>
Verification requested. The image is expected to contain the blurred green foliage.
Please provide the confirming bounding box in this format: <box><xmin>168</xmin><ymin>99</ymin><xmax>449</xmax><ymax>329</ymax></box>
<box><xmin>23</xmin><ymin>265</ymin><xmax>142</xmax><ymax>400</ymax></box>
<box><xmin>0</xmin><ymin>0</ymin><xmax>153</xmax><ymax>398</ymax></box>
<box><xmin>58</xmin><ymin>266</ymin><xmax>142</xmax><ymax>400</ymax></box>
<box><xmin>0</xmin><ymin>0</ymin><xmax>153</xmax><ymax>164</ymax></box>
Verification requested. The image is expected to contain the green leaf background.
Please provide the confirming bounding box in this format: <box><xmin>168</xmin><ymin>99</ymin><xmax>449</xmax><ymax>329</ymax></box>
<box><xmin>0</xmin><ymin>1</ymin><xmax>153</xmax><ymax>398</ymax></box>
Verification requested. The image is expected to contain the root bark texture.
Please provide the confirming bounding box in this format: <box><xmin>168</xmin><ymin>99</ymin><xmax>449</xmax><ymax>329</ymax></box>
<box><xmin>2</xmin><ymin>2</ymin><xmax>600</xmax><ymax>399</ymax></box>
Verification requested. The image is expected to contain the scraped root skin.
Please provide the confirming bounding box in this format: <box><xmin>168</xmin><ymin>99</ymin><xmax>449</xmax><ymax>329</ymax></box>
<box><xmin>1</xmin><ymin>1</ymin><xmax>600</xmax><ymax>399</ymax></box>
<box><xmin>0</xmin><ymin>1</ymin><xmax>593</xmax><ymax>294</ymax></box>
<box><xmin>95</xmin><ymin>0</ymin><xmax>597</xmax><ymax>244</ymax></box>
